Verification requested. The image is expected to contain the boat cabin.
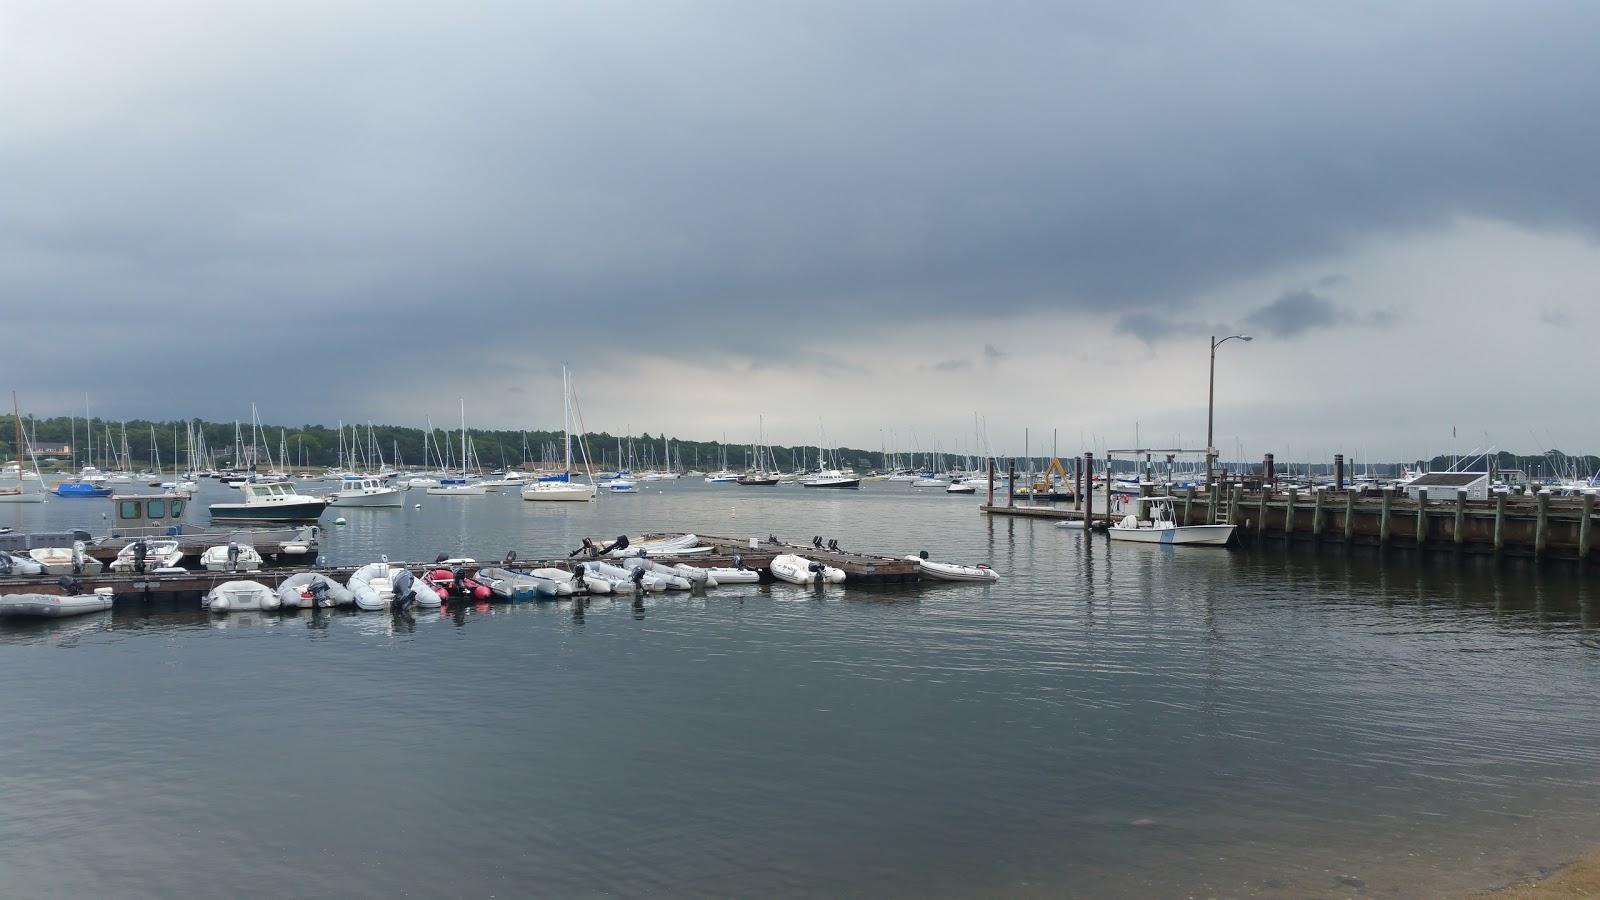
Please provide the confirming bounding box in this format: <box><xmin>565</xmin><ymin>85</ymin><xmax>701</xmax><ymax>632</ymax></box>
<box><xmin>1403</xmin><ymin>472</ymin><xmax>1489</xmax><ymax>502</ymax></box>
<box><xmin>108</xmin><ymin>492</ymin><xmax>189</xmax><ymax>539</ymax></box>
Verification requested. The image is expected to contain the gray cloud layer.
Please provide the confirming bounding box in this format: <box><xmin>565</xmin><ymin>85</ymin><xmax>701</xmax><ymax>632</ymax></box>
<box><xmin>3</xmin><ymin>2</ymin><xmax>1599</xmax><ymax>424</ymax></box>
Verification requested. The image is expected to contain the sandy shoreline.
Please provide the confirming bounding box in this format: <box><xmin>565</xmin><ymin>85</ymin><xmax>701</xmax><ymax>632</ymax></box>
<box><xmin>1475</xmin><ymin>847</ymin><xmax>1600</xmax><ymax>898</ymax></box>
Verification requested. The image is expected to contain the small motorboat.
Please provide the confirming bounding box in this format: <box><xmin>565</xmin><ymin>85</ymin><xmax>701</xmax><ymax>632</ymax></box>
<box><xmin>204</xmin><ymin>580</ymin><xmax>281</xmax><ymax>612</ymax></box>
<box><xmin>348</xmin><ymin>562</ymin><xmax>444</xmax><ymax>610</ymax></box>
<box><xmin>51</xmin><ymin>481</ymin><xmax>113</xmax><ymax>498</ymax></box>
<box><xmin>702</xmin><ymin>560</ymin><xmax>760</xmax><ymax>584</ymax></box>
<box><xmin>604</xmin><ymin>480</ymin><xmax>640</xmax><ymax>494</ymax></box>
<box><xmin>1107</xmin><ymin>498</ymin><xmax>1235</xmax><ymax>546</ymax></box>
<box><xmin>1053</xmin><ymin>520</ymin><xmax>1087</xmax><ymax>530</ymax></box>
<box><xmin>801</xmin><ymin>471</ymin><xmax>862</xmax><ymax>489</ymax></box>
<box><xmin>27</xmin><ymin>545</ymin><xmax>103</xmax><ymax>577</ymax></box>
<box><xmin>621</xmin><ymin>558</ymin><xmax>694</xmax><ymax>590</ymax></box>
<box><xmin>605</xmin><ymin>534</ymin><xmax>699</xmax><ymax>558</ymax></box>
<box><xmin>425</xmin><ymin>483</ymin><xmax>488</xmax><ymax>496</ymax></box>
<box><xmin>275</xmin><ymin>572</ymin><xmax>355</xmax><ymax>608</ymax></box>
<box><xmin>904</xmin><ymin>551</ymin><xmax>1000</xmax><ymax>582</ymax></box>
<box><xmin>670</xmin><ymin>563</ymin><xmax>718</xmax><ymax>588</ymax></box>
<box><xmin>424</xmin><ymin>567</ymin><xmax>494</xmax><ymax>601</ymax></box>
<box><xmin>945</xmin><ymin>480</ymin><xmax>978</xmax><ymax>494</ymax></box>
<box><xmin>736</xmin><ymin>473</ymin><xmax>780</xmax><ymax>486</ymax></box>
<box><xmin>472</xmin><ymin>567</ymin><xmax>556</xmax><ymax>601</ymax></box>
<box><xmin>0</xmin><ymin>552</ymin><xmax>45</xmax><ymax>576</ymax></box>
<box><xmin>200</xmin><ymin>544</ymin><xmax>264</xmax><ymax>572</ymax></box>
<box><xmin>585</xmin><ymin>560</ymin><xmax>673</xmax><ymax>592</ymax></box>
<box><xmin>0</xmin><ymin>587</ymin><xmax>115</xmax><ymax>618</ymax></box>
<box><xmin>109</xmin><ymin>539</ymin><xmax>185</xmax><ymax>572</ymax></box>
<box><xmin>327</xmin><ymin>477</ymin><xmax>405</xmax><ymax>507</ymax></box>
<box><xmin>770</xmin><ymin>554</ymin><xmax>845</xmax><ymax>585</ymax></box>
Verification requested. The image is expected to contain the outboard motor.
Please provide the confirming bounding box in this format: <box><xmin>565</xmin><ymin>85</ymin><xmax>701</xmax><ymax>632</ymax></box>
<box><xmin>132</xmin><ymin>539</ymin><xmax>148</xmax><ymax>574</ymax></box>
<box><xmin>435</xmin><ymin>553</ymin><xmax>449</xmax><ymax>564</ymax></box>
<box><xmin>767</xmin><ymin>534</ymin><xmax>777</xmax><ymax>544</ymax></box>
<box><xmin>452</xmin><ymin>566</ymin><xmax>468</xmax><ymax>595</ymax></box>
<box><xmin>227</xmin><ymin>541</ymin><xmax>240</xmax><ymax>571</ymax></box>
<box><xmin>809</xmin><ymin>560</ymin><xmax>826</xmax><ymax>589</ymax></box>
<box><xmin>630</xmin><ymin>566</ymin><xmax>647</xmax><ymax>593</ymax></box>
<box><xmin>812</xmin><ymin>536</ymin><xmax>824</xmax><ymax>549</ymax></box>
<box><xmin>610</xmin><ymin>535</ymin><xmax>630</xmax><ymax>553</ymax></box>
<box><xmin>732</xmin><ymin>554</ymin><xmax>745</xmax><ymax>571</ymax></box>
<box><xmin>572</xmin><ymin>563</ymin><xmax>586</xmax><ymax>583</ymax></box>
<box><xmin>71</xmin><ymin>541</ymin><xmax>87</xmax><ymax>575</ymax></box>
<box><xmin>570</xmin><ymin>537</ymin><xmax>597</xmax><ymax>558</ymax></box>
<box><xmin>827</xmin><ymin>539</ymin><xmax>839</xmax><ymax>552</ymax></box>
<box><xmin>309</xmin><ymin>577</ymin><xmax>331</xmax><ymax>608</ymax></box>
<box><xmin>919</xmin><ymin>550</ymin><xmax>930</xmax><ymax>560</ymax></box>
<box><xmin>503</xmin><ymin>550</ymin><xmax>517</xmax><ymax>566</ymax></box>
<box><xmin>0</xmin><ymin>553</ymin><xmax>11</xmax><ymax>576</ymax></box>
<box><xmin>57</xmin><ymin>575</ymin><xmax>84</xmax><ymax>595</ymax></box>
<box><xmin>392</xmin><ymin>568</ymin><xmax>417</xmax><ymax>613</ymax></box>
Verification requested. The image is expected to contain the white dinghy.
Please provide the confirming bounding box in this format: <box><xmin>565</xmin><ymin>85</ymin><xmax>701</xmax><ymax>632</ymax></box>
<box><xmin>904</xmin><ymin>551</ymin><xmax>1000</xmax><ymax>582</ymax></box>
<box><xmin>0</xmin><ymin>587</ymin><xmax>115</xmax><ymax>618</ymax></box>
<box><xmin>347</xmin><ymin>562</ymin><xmax>442</xmax><ymax>610</ymax></box>
<box><xmin>621</xmin><ymin>558</ymin><xmax>695</xmax><ymax>590</ymax></box>
<box><xmin>110</xmin><ymin>539</ymin><xmax>185</xmax><ymax>572</ymax></box>
<box><xmin>527</xmin><ymin>567</ymin><xmax>581</xmax><ymax>596</ymax></box>
<box><xmin>1106</xmin><ymin>497</ymin><xmax>1235</xmax><ymax>546</ymax></box>
<box><xmin>29</xmin><ymin>544</ymin><xmax>103</xmax><ymax>577</ymax></box>
<box><xmin>0</xmin><ymin>552</ymin><xmax>44</xmax><ymax>577</ymax></box>
<box><xmin>276</xmin><ymin>572</ymin><xmax>355</xmax><ymax>608</ymax></box>
<box><xmin>200</xmin><ymin>544</ymin><xmax>264</xmax><ymax>572</ymax></box>
<box><xmin>770</xmin><ymin>554</ymin><xmax>845</xmax><ymax>586</ymax></box>
<box><xmin>670</xmin><ymin>563</ymin><xmax>719</xmax><ymax>589</ymax></box>
<box><xmin>604</xmin><ymin>533</ymin><xmax>700</xmax><ymax>558</ymax></box>
<box><xmin>205</xmin><ymin>580</ymin><xmax>281</xmax><ymax>612</ymax></box>
<box><xmin>584</xmin><ymin>560</ymin><xmax>674</xmax><ymax>592</ymax></box>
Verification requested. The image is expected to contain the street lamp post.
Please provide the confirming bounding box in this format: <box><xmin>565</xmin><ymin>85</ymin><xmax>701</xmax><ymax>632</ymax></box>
<box><xmin>1205</xmin><ymin>333</ymin><xmax>1253</xmax><ymax>491</ymax></box>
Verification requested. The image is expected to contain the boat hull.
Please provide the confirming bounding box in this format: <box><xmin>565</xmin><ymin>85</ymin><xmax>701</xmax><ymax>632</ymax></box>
<box><xmin>328</xmin><ymin>491</ymin><xmax>404</xmax><ymax>507</ymax></box>
<box><xmin>0</xmin><ymin>590</ymin><xmax>114</xmax><ymax>617</ymax></box>
<box><xmin>521</xmin><ymin>485</ymin><xmax>594</xmax><ymax>502</ymax></box>
<box><xmin>208</xmin><ymin>500</ymin><xmax>328</xmax><ymax>524</ymax></box>
<box><xmin>801</xmin><ymin>479</ymin><xmax>861</xmax><ymax>489</ymax></box>
<box><xmin>1107</xmin><ymin>524</ymin><xmax>1235</xmax><ymax>545</ymax></box>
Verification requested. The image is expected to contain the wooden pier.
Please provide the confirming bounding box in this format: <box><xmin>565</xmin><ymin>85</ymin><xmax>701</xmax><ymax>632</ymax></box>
<box><xmin>0</xmin><ymin>533</ymin><xmax>921</xmax><ymax>598</ymax></box>
<box><xmin>985</xmin><ymin>484</ymin><xmax>1600</xmax><ymax>563</ymax></box>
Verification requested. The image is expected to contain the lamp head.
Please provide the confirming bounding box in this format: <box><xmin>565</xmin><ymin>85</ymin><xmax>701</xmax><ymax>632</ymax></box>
<box><xmin>1241</xmin><ymin>335</ymin><xmax>1253</xmax><ymax>342</ymax></box>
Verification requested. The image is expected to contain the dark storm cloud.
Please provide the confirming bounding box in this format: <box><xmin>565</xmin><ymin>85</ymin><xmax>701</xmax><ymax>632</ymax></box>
<box><xmin>1113</xmin><ymin>313</ymin><xmax>1216</xmax><ymax>346</ymax></box>
<box><xmin>1244</xmin><ymin>289</ymin><xmax>1396</xmax><ymax>338</ymax></box>
<box><xmin>3</xmin><ymin>1</ymin><xmax>1598</xmax><ymax>421</ymax></box>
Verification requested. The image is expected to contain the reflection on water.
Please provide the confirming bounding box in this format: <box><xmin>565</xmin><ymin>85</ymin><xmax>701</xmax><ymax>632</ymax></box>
<box><xmin>1</xmin><ymin>481</ymin><xmax>1598</xmax><ymax>897</ymax></box>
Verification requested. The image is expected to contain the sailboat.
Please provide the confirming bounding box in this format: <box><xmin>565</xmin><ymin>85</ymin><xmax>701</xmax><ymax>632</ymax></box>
<box><xmin>0</xmin><ymin>392</ymin><xmax>46</xmax><ymax>503</ymax></box>
<box><xmin>523</xmin><ymin>367</ymin><xmax>596</xmax><ymax>502</ymax></box>
<box><xmin>427</xmin><ymin>401</ymin><xmax>487</xmax><ymax>495</ymax></box>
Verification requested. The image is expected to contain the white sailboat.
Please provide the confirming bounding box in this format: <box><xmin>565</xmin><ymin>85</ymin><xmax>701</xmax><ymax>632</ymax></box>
<box><xmin>523</xmin><ymin>367</ymin><xmax>597</xmax><ymax>502</ymax></box>
<box><xmin>0</xmin><ymin>392</ymin><xmax>46</xmax><ymax>503</ymax></box>
<box><xmin>427</xmin><ymin>401</ymin><xmax>487</xmax><ymax>496</ymax></box>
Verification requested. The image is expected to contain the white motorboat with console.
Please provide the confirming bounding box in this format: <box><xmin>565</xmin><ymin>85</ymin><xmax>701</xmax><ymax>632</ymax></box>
<box><xmin>200</xmin><ymin>543</ymin><xmax>264</xmax><ymax>572</ymax></box>
<box><xmin>109</xmin><ymin>539</ymin><xmax>185</xmax><ymax>572</ymax></box>
<box><xmin>1106</xmin><ymin>498</ymin><xmax>1235</xmax><ymax>546</ymax></box>
<box><xmin>328</xmin><ymin>477</ymin><xmax>404</xmax><ymax>507</ymax></box>
<box><xmin>208</xmin><ymin>481</ymin><xmax>328</xmax><ymax>524</ymax></box>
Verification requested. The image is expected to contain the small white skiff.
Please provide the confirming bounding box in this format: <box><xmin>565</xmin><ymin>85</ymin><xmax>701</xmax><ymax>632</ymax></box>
<box><xmin>904</xmin><ymin>553</ymin><xmax>1000</xmax><ymax>582</ymax></box>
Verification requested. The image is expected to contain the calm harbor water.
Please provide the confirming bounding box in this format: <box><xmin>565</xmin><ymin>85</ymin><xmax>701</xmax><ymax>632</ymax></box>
<box><xmin>3</xmin><ymin>480</ymin><xmax>1599</xmax><ymax>897</ymax></box>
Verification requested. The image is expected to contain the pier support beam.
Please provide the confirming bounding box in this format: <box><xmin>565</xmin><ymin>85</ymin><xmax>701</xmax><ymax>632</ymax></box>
<box><xmin>1284</xmin><ymin>488</ymin><xmax>1297</xmax><ymax>539</ymax></box>
<box><xmin>1455</xmin><ymin>490</ymin><xmax>1467</xmax><ymax>547</ymax></box>
<box><xmin>1257</xmin><ymin>487</ymin><xmax>1269</xmax><ymax>540</ymax></box>
<box><xmin>1494</xmin><ymin>493</ymin><xmax>1507</xmax><ymax>553</ymax></box>
<box><xmin>1074</xmin><ymin>457</ymin><xmax>1082</xmax><ymax>511</ymax></box>
<box><xmin>1007</xmin><ymin>461</ymin><xmax>1016</xmax><ymax>508</ymax></box>
<box><xmin>986</xmin><ymin>457</ymin><xmax>995</xmax><ymax>508</ymax></box>
<box><xmin>1103</xmin><ymin>458</ymin><xmax>1113</xmax><ymax>522</ymax></box>
<box><xmin>1184</xmin><ymin>486</ymin><xmax>1196</xmax><ymax>526</ymax></box>
<box><xmin>1415</xmin><ymin>489</ymin><xmax>1428</xmax><ymax>547</ymax></box>
<box><xmin>1084</xmin><ymin>453</ymin><xmax>1094</xmax><ymax>525</ymax></box>
<box><xmin>1229</xmin><ymin>485</ymin><xmax>1242</xmax><ymax>527</ymax></box>
<box><xmin>1582</xmin><ymin>493</ymin><xmax>1595</xmax><ymax>562</ymax></box>
<box><xmin>1380</xmin><ymin>488</ymin><xmax>1393</xmax><ymax>546</ymax></box>
<box><xmin>1344</xmin><ymin>490</ymin><xmax>1355</xmax><ymax>542</ymax></box>
<box><xmin>1535</xmin><ymin>491</ymin><xmax>1550</xmax><ymax>558</ymax></box>
<box><xmin>1313</xmin><ymin>488</ymin><xmax>1325</xmax><ymax>539</ymax></box>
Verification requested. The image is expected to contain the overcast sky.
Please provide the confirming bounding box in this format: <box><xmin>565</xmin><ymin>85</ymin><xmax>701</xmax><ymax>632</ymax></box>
<box><xmin>3</xmin><ymin>2</ymin><xmax>1597</xmax><ymax>461</ymax></box>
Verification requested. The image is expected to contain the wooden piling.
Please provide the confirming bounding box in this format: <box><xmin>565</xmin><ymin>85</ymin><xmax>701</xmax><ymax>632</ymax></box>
<box><xmin>1229</xmin><ymin>485</ymin><xmax>1242</xmax><ymax>527</ymax></box>
<box><xmin>1380</xmin><ymin>488</ymin><xmax>1393</xmax><ymax>546</ymax></box>
<box><xmin>1073</xmin><ymin>457</ymin><xmax>1082</xmax><ymax>511</ymax></box>
<box><xmin>986</xmin><ymin>457</ymin><xmax>995</xmax><ymax>508</ymax></box>
<box><xmin>1344</xmin><ymin>490</ymin><xmax>1355</xmax><ymax>542</ymax></box>
<box><xmin>1312</xmin><ymin>488</ymin><xmax>1325</xmax><ymax>538</ymax></box>
<box><xmin>1415</xmin><ymin>488</ymin><xmax>1428</xmax><ymax>546</ymax></box>
<box><xmin>1184</xmin><ymin>486</ymin><xmax>1196</xmax><ymax>526</ymax></box>
<box><xmin>1084</xmin><ymin>453</ymin><xmax>1094</xmax><ymax>525</ymax></box>
<box><xmin>1494</xmin><ymin>493</ymin><xmax>1506</xmax><ymax>553</ymax></box>
<box><xmin>1007</xmin><ymin>461</ymin><xmax>1016</xmax><ymax>508</ymax></box>
<box><xmin>1535</xmin><ymin>491</ymin><xmax>1550</xmax><ymax>558</ymax></box>
<box><xmin>1257</xmin><ymin>486</ymin><xmax>1269</xmax><ymax>539</ymax></box>
<box><xmin>1284</xmin><ymin>488</ymin><xmax>1297</xmax><ymax>538</ymax></box>
<box><xmin>1103</xmin><ymin>459</ymin><xmax>1113</xmax><ymax>522</ymax></box>
<box><xmin>1455</xmin><ymin>490</ymin><xmax>1467</xmax><ymax>547</ymax></box>
<box><xmin>1582</xmin><ymin>493</ymin><xmax>1595</xmax><ymax>562</ymax></box>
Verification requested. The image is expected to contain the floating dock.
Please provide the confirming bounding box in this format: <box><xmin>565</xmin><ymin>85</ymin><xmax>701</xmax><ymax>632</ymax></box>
<box><xmin>0</xmin><ymin>533</ymin><xmax>920</xmax><ymax>598</ymax></box>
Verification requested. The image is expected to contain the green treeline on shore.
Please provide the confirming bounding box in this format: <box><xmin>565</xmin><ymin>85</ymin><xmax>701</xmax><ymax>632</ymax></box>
<box><xmin>0</xmin><ymin>416</ymin><xmax>893</xmax><ymax>474</ymax></box>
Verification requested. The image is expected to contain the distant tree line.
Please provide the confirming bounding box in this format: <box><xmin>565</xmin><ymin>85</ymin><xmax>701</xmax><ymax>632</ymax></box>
<box><xmin>0</xmin><ymin>415</ymin><xmax>894</xmax><ymax>474</ymax></box>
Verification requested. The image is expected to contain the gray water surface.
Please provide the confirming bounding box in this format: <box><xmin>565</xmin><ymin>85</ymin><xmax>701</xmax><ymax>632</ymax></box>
<box><xmin>2</xmin><ymin>481</ymin><xmax>1597</xmax><ymax>897</ymax></box>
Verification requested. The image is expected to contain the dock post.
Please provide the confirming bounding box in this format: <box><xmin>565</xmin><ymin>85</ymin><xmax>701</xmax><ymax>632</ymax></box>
<box><xmin>1229</xmin><ymin>485</ymin><xmax>1241</xmax><ymax>526</ymax></box>
<box><xmin>1104</xmin><ymin>458</ymin><xmax>1113</xmax><ymax>522</ymax></box>
<box><xmin>1344</xmin><ymin>490</ymin><xmax>1356</xmax><ymax>542</ymax></box>
<box><xmin>1007</xmin><ymin>461</ymin><xmax>1016</xmax><ymax>508</ymax></box>
<box><xmin>1494</xmin><ymin>493</ymin><xmax>1506</xmax><ymax>553</ymax></box>
<box><xmin>1074</xmin><ymin>457</ymin><xmax>1082</xmax><ymax>511</ymax></box>
<box><xmin>1284</xmin><ymin>488</ymin><xmax>1296</xmax><ymax>539</ymax></box>
<box><xmin>1139</xmin><ymin>481</ymin><xmax>1153</xmax><ymax>521</ymax></box>
<box><xmin>1415</xmin><ymin>488</ymin><xmax>1428</xmax><ymax>547</ymax></box>
<box><xmin>1581</xmin><ymin>493</ymin><xmax>1595</xmax><ymax>562</ymax></box>
<box><xmin>1334</xmin><ymin>453</ymin><xmax>1345</xmax><ymax>489</ymax></box>
<box><xmin>1264</xmin><ymin>453</ymin><xmax>1276</xmax><ymax>488</ymax></box>
<box><xmin>1257</xmin><ymin>485</ymin><xmax>1269</xmax><ymax>539</ymax></box>
<box><xmin>1313</xmin><ymin>488</ymin><xmax>1325</xmax><ymax>539</ymax></box>
<box><xmin>1084</xmin><ymin>453</ymin><xmax>1094</xmax><ymax>525</ymax></box>
<box><xmin>1184</xmin><ymin>486</ymin><xmax>1196</xmax><ymax>526</ymax></box>
<box><xmin>1380</xmin><ymin>488</ymin><xmax>1393</xmax><ymax>546</ymax></box>
<box><xmin>1455</xmin><ymin>490</ymin><xmax>1467</xmax><ymax>546</ymax></box>
<box><xmin>987</xmin><ymin>457</ymin><xmax>995</xmax><ymax>507</ymax></box>
<box><xmin>1535</xmin><ymin>491</ymin><xmax>1550</xmax><ymax>558</ymax></box>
